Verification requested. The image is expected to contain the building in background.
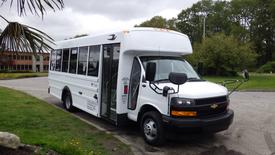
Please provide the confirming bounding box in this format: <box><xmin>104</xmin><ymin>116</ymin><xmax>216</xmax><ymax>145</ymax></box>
<box><xmin>0</xmin><ymin>51</ymin><xmax>49</xmax><ymax>72</ymax></box>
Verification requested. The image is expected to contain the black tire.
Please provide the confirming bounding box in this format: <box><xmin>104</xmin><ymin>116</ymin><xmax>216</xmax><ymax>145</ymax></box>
<box><xmin>140</xmin><ymin>111</ymin><xmax>165</xmax><ymax>146</ymax></box>
<box><xmin>63</xmin><ymin>92</ymin><xmax>75</xmax><ymax>112</ymax></box>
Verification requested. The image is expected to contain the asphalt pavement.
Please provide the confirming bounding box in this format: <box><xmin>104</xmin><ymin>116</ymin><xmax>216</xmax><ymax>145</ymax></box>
<box><xmin>0</xmin><ymin>77</ymin><xmax>275</xmax><ymax>155</ymax></box>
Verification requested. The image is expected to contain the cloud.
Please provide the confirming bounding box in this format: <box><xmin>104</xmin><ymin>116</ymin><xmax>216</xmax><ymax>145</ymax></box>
<box><xmin>0</xmin><ymin>0</ymin><xmax>199</xmax><ymax>41</ymax></box>
<box><xmin>67</xmin><ymin>0</ymin><xmax>199</xmax><ymax>20</ymax></box>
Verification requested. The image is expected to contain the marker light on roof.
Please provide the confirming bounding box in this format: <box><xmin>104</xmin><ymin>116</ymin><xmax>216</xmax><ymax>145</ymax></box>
<box><xmin>123</xmin><ymin>30</ymin><xmax>129</xmax><ymax>34</ymax></box>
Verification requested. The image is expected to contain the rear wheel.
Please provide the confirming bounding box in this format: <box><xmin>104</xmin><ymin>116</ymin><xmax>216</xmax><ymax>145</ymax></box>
<box><xmin>141</xmin><ymin>111</ymin><xmax>165</xmax><ymax>146</ymax></box>
<box><xmin>63</xmin><ymin>92</ymin><xmax>75</xmax><ymax>112</ymax></box>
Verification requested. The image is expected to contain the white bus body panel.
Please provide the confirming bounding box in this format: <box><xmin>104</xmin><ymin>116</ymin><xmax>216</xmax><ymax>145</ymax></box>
<box><xmin>49</xmin><ymin>72</ymin><xmax>100</xmax><ymax>116</ymax></box>
<box><xmin>49</xmin><ymin>27</ymin><xmax>195</xmax><ymax>121</ymax></box>
<box><xmin>124</xmin><ymin>29</ymin><xmax>192</xmax><ymax>55</ymax></box>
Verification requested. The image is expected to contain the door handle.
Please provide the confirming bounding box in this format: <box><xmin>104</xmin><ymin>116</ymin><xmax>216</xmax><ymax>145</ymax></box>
<box><xmin>78</xmin><ymin>91</ymin><xmax>82</xmax><ymax>95</ymax></box>
<box><xmin>93</xmin><ymin>94</ymin><xmax>98</xmax><ymax>100</ymax></box>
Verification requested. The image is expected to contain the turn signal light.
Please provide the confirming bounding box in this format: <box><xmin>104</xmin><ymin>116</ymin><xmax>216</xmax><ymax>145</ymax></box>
<box><xmin>171</xmin><ymin>110</ymin><xmax>197</xmax><ymax>117</ymax></box>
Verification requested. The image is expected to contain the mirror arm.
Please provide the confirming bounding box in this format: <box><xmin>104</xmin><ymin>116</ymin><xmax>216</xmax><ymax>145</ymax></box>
<box><xmin>228</xmin><ymin>80</ymin><xmax>245</xmax><ymax>96</ymax></box>
<box><xmin>225</xmin><ymin>78</ymin><xmax>249</xmax><ymax>96</ymax></box>
<box><xmin>176</xmin><ymin>85</ymin><xmax>180</xmax><ymax>94</ymax></box>
<box><xmin>149</xmin><ymin>82</ymin><xmax>163</xmax><ymax>94</ymax></box>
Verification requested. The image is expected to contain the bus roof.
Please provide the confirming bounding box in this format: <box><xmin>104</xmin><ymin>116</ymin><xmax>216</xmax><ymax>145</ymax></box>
<box><xmin>55</xmin><ymin>27</ymin><xmax>193</xmax><ymax>56</ymax></box>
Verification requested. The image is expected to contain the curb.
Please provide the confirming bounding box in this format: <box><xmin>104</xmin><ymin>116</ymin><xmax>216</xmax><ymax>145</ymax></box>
<box><xmin>238</xmin><ymin>90</ymin><xmax>275</xmax><ymax>92</ymax></box>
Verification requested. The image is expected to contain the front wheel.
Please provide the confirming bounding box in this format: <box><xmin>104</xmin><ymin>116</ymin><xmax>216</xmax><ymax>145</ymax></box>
<box><xmin>141</xmin><ymin>111</ymin><xmax>165</xmax><ymax>146</ymax></box>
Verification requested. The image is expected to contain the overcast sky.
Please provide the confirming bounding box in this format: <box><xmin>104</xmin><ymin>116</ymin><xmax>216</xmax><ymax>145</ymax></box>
<box><xmin>0</xmin><ymin>0</ymin><xmax>199</xmax><ymax>41</ymax></box>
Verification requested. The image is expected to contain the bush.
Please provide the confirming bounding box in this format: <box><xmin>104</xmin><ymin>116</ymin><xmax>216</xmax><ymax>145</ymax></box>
<box><xmin>186</xmin><ymin>33</ymin><xmax>257</xmax><ymax>76</ymax></box>
<box><xmin>0</xmin><ymin>70</ymin><xmax>33</xmax><ymax>73</ymax></box>
<box><xmin>256</xmin><ymin>61</ymin><xmax>275</xmax><ymax>73</ymax></box>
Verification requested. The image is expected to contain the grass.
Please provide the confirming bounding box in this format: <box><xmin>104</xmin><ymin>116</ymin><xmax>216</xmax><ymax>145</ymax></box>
<box><xmin>0</xmin><ymin>86</ymin><xmax>132</xmax><ymax>155</ymax></box>
<box><xmin>0</xmin><ymin>72</ymin><xmax>48</xmax><ymax>80</ymax></box>
<box><xmin>203</xmin><ymin>73</ymin><xmax>275</xmax><ymax>90</ymax></box>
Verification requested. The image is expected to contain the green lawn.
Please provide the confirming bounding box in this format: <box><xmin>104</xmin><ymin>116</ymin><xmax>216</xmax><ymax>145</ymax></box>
<box><xmin>0</xmin><ymin>72</ymin><xmax>48</xmax><ymax>80</ymax></box>
<box><xmin>203</xmin><ymin>73</ymin><xmax>275</xmax><ymax>90</ymax></box>
<box><xmin>0</xmin><ymin>87</ymin><xmax>131</xmax><ymax>155</ymax></box>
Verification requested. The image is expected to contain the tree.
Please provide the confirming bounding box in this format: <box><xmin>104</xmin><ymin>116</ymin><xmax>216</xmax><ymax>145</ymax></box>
<box><xmin>249</xmin><ymin>0</ymin><xmax>275</xmax><ymax>65</ymax></box>
<box><xmin>230</xmin><ymin>0</ymin><xmax>275</xmax><ymax>65</ymax></box>
<box><xmin>0</xmin><ymin>0</ymin><xmax>64</xmax><ymax>54</ymax></box>
<box><xmin>65</xmin><ymin>34</ymin><xmax>89</xmax><ymax>40</ymax></box>
<box><xmin>136</xmin><ymin>0</ymin><xmax>274</xmax><ymax>67</ymax></box>
<box><xmin>177</xmin><ymin>0</ymin><xmax>232</xmax><ymax>43</ymax></box>
<box><xmin>73</xmin><ymin>34</ymin><xmax>88</xmax><ymax>38</ymax></box>
<box><xmin>135</xmin><ymin>16</ymin><xmax>177</xmax><ymax>30</ymax></box>
<box><xmin>187</xmin><ymin>33</ymin><xmax>257</xmax><ymax>76</ymax></box>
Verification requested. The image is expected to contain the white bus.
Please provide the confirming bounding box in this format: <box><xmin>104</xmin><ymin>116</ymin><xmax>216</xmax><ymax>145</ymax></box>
<box><xmin>48</xmin><ymin>28</ymin><xmax>233</xmax><ymax>145</ymax></box>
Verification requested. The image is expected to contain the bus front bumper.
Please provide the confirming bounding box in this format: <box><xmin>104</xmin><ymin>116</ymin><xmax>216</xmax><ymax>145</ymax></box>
<box><xmin>162</xmin><ymin>110</ymin><xmax>234</xmax><ymax>133</ymax></box>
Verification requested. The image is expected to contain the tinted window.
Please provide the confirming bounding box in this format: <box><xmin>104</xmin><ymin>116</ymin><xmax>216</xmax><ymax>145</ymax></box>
<box><xmin>128</xmin><ymin>58</ymin><xmax>141</xmax><ymax>110</ymax></box>
<box><xmin>69</xmin><ymin>48</ymin><xmax>78</xmax><ymax>74</ymax></box>
<box><xmin>35</xmin><ymin>55</ymin><xmax>40</xmax><ymax>61</ymax></box>
<box><xmin>62</xmin><ymin>49</ymin><xmax>69</xmax><ymax>72</ymax></box>
<box><xmin>88</xmin><ymin>45</ymin><xmax>100</xmax><ymax>76</ymax></box>
<box><xmin>50</xmin><ymin>50</ymin><xmax>56</xmax><ymax>71</ymax></box>
<box><xmin>55</xmin><ymin>50</ymin><xmax>62</xmax><ymax>71</ymax></box>
<box><xmin>77</xmin><ymin>46</ymin><xmax>88</xmax><ymax>75</ymax></box>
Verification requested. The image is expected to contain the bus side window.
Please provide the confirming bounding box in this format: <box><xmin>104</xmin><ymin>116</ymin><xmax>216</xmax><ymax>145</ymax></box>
<box><xmin>50</xmin><ymin>50</ymin><xmax>56</xmax><ymax>71</ymax></box>
<box><xmin>62</xmin><ymin>49</ymin><xmax>69</xmax><ymax>73</ymax></box>
<box><xmin>77</xmin><ymin>46</ymin><xmax>88</xmax><ymax>75</ymax></box>
<box><xmin>55</xmin><ymin>49</ymin><xmax>62</xmax><ymax>71</ymax></box>
<box><xmin>88</xmin><ymin>45</ymin><xmax>100</xmax><ymax>76</ymax></box>
<box><xmin>69</xmin><ymin>48</ymin><xmax>78</xmax><ymax>74</ymax></box>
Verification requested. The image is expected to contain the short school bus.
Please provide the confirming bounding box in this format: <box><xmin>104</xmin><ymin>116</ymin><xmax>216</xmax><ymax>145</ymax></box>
<box><xmin>48</xmin><ymin>28</ymin><xmax>233</xmax><ymax>145</ymax></box>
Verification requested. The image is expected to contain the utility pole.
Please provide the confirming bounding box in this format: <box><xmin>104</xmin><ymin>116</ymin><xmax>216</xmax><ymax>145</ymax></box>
<box><xmin>203</xmin><ymin>16</ymin><xmax>206</xmax><ymax>40</ymax></box>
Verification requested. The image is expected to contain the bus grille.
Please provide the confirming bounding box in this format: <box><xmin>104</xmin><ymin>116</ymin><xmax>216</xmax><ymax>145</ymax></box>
<box><xmin>195</xmin><ymin>96</ymin><xmax>227</xmax><ymax>105</ymax></box>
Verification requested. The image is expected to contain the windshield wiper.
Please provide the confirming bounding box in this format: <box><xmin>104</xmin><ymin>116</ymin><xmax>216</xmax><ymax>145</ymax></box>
<box><xmin>188</xmin><ymin>77</ymin><xmax>203</xmax><ymax>81</ymax></box>
<box><xmin>153</xmin><ymin>79</ymin><xmax>169</xmax><ymax>83</ymax></box>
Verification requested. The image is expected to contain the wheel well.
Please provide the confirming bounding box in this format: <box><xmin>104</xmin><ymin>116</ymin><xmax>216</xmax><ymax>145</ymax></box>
<box><xmin>61</xmin><ymin>86</ymin><xmax>71</xmax><ymax>102</ymax></box>
<box><xmin>137</xmin><ymin>105</ymin><xmax>160</xmax><ymax>123</ymax></box>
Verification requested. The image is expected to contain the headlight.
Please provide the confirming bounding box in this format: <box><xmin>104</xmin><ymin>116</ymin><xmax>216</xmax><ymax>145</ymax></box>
<box><xmin>171</xmin><ymin>98</ymin><xmax>195</xmax><ymax>106</ymax></box>
<box><xmin>226</xmin><ymin>95</ymin><xmax>230</xmax><ymax>103</ymax></box>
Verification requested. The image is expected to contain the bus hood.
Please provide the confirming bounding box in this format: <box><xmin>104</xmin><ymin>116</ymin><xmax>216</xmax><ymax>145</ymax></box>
<box><xmin>156</xmin><ymin>81</ymin><xmax>228</xmax><ymax>99</ymax></box>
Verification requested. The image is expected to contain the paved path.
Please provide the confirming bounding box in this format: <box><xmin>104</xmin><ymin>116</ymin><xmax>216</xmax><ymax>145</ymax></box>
<box><xmin>1</xmin><ymin>77</ymin><xmax>275</xmax><ymax>155</ymax></box>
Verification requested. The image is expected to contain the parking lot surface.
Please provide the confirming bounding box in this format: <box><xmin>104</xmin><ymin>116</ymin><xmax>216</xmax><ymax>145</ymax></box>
<box><xmin>0</xmin><ymin>77</ymin><xmax>275</xmax><ymax>155</ymax></box>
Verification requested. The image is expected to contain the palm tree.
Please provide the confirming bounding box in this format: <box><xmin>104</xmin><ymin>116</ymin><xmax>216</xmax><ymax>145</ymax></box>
<box><xmin>0</xmin><ymin>0</ymin><xmax>64</xmax><ymax>54</ymax></box>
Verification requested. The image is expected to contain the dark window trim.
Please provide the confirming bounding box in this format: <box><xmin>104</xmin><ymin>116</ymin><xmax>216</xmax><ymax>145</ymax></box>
<box><xmin>69</xmin><ymin>47</ymin><xmax>78</xmax><ymax>74</ymax></box>
<box><xmin>87</xmin><ymin>45</ymin><xmax>101</xmax><ymax>77</ymax></box>
<box><xmin>77</xmin><ymin>46</ymin><xmax>89</xmax><ymax>75</ymax></box>
<box><xmin>128</xmin><ymin>57</ymin><xmax>142</xmax><ymax>110</ymax></box>
<box><xmin>61</xmin><ymin>48</ymin><xmax>70</xmax><ymax>73</ymax></box>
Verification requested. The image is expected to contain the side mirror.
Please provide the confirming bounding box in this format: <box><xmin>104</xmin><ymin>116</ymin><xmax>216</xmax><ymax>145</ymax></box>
<box><xmin>145</xmin><ymin>62</ymin><xmax>156</xmax><ymax>82</ymax></box>
<box><xmin>169</xmin><ymin>72</ymin><xmax>188</xmax><ymax>85</ymax></box>
<box><xmin>242</xmin><ymin>69</ymin><xmax>249</xmax><ymax>80</ymax></box>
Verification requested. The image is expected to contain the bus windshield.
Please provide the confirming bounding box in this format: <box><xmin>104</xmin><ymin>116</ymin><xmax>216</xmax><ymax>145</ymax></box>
<box><xmin>140</xmin><ymin>56</ymin><xmax>200</xmax><ymax>82</ymax></box>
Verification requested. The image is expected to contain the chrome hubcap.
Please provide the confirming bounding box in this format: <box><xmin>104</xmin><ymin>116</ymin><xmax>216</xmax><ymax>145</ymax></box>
<box><xmin>143</xmin><ymin>118</ymin><xmax>157</xmax><ymax>141</ymax></box>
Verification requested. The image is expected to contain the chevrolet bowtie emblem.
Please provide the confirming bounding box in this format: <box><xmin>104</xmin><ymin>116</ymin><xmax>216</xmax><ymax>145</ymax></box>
<box><xmin>210</xmin><ymin>104</ymin><xmax>218</xmax><ymax>109</ymax></box>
